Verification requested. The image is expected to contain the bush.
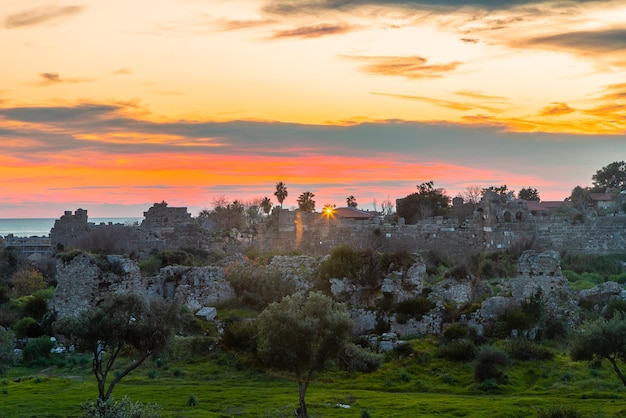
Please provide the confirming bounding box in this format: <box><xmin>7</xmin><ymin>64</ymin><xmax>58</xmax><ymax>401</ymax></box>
<box><xmin>473</xmin><ymin>346</ymin><xmax>508</xmax><ymax>383</ymax></box>
<box><xmin>435</xmin><ymin>339</ymin><xmax>477</xmax><ymax>362</ymax></box>
<box><xmin>610</xmin><ymin>272</ymin><xmax>626</xmax><ymax>284</ymax></box>
<box><xmin>569</xmin><ymin>280</ymin><xmax>595</xmax><ymax>291</ymax></box>
<box><xmin>318</xmin><ymin>245</ymin><xmax>363</xmax><ymax>282</ymax></box>
<box><xmin>81</xmin><ymin>396</ymin><xmax>162</xmax><ymax>418</ymax></box>
<box><xmin>138</xmin><ymin>256</ymin><xmax>162</xmax><ymax>276</ymax></box>
<box><xmin>221</xmin><ymin>319</ymin><xmax>257</xmax><ymax>353</ymax></box>
<box><xmin>395</xmin><ymin>297</ymin><xmax>435</xmax><ymax>321</ymax></box>
<box><xmin>227</xmin><ymin>267</ymin><xmax>296</xmax><ymax>309</ymax></box>
<box><xmin>13</xmin><ymin>317</ymin><xmax>43</xmax><ymax>338</ymax></box>
<box><xmin>580</xmin><ymin>272</ymin><xmax>604</xmax><ymax>285</ymax></box>
<box><xmin>604</xmin><ymin>298</ymin><xmax>626</xmax><ymax>319</ymax></box>
<box><xmin>505</xmin><ymin>338</ymin><xmax>554</xmax><ymax>361</ymax></box>
<box><xmin>562</xmin><ymin>270</ymin><xmax>581</xmax><ymax>282</ymax></box>
<box><xmin>0</xmin><ymin>327</ymin><xmax>16</xmax><ymax>375</ymax></box>
<box><xmin>339</xmin><ymin>343</ymin><xmax>382</xmax><ymax>373</ymax></box>
<box><xmin>442</xmin><ymin>322</ymin><xmax>469</xmax><ymax>341</ymax></box>
<box><xmin>21</xmin><ymin>336</ymin><xmax>54</xmax><ymax>365</ymax></box>
<box><xmin>535</xmin><ymin>404</ymin><xmax>583</xmax><ymax>418</ymax></box>
<box><xmin>21</xmin><ymin>295</ymin><xmax>48</xmax><ymax>321</ymax></box>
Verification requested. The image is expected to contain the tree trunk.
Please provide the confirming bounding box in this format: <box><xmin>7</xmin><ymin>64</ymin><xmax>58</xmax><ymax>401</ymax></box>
<box><xmin>297</xmin><ymin>380</ymin><xmax>309</xmax><ymax>418</ymax></box>
<box><xmin>608</xmin><ymin>357</ymin><xmax>626</xmax><ymax>387</ymax></box>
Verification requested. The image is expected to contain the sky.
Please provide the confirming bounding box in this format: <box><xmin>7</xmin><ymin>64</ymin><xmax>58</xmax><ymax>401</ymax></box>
<box><xmin>1</xmin><ymin>0</ymin><xmax>624</xmax><ymax>218</ymax></box>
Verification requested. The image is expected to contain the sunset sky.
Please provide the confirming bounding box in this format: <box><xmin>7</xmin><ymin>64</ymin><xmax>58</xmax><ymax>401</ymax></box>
<box><xmin>1</xmin><ymin>0</ymin><xmax>625</xmax><ymax>218</ymax></box>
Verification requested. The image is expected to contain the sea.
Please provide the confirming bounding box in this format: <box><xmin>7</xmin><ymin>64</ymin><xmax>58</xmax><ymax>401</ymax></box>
<box><xmin>0</xmin><ymin>218</ymin><xmax>142</xmax><ymax>238</ymax></box>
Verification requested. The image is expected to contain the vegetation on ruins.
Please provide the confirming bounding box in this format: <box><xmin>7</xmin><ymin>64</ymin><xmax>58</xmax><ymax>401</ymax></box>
<box><xmin>54</xmin><ymin>293</ymin><xmax>180</xmax><ymax>402</ymax></box>
<box><xmin>396</xmin><ymin>181</ymin><xmax>450</xmax><ymax>223</ymax></box>
<box><xmin>593</xmin><ymin>160</ymin><xmax>626</xmax><ymax>191</ymax></box>
<box><xmin>297</xmin><ymin>191</ymin><xmax>316</xmax><ymax>212</ymax></box>
<box><xmin>274</xmin><ymin>181</ymin><xmax>288</xmax><ymax>208</ymax></box>
<box><xmin>518</xmin><ymin>187</ymin><xmax>540</xmax><ymax>201</ymax></box>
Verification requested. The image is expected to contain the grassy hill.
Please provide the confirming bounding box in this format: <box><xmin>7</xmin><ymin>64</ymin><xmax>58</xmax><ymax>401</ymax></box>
<box><xmin>2</xmin><ymin>336</ymin><xmax>626</xmax><ymax>418</ymax></box>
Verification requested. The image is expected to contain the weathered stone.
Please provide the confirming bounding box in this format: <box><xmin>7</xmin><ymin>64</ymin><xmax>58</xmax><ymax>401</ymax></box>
<box><xmin>195</xmin><ymin>306</ymin><xmax>217</xmax><ymax>321</ymax></box>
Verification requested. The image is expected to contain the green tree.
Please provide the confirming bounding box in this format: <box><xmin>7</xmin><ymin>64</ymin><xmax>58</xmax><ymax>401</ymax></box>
<box><xmin>55</xmin><ymin>293</ymin><xmax>180</xmax><ymax>402</ymax></box>
<box><xmin>256</xmin><ymin>292</ymin><xmax>353</xmax><ymax>418</ymax></box>
<box><xmin>518</xmin><ymin>187</ymin><xmax>540</xmax><ymax>201</ymax></box>
<box><xmin>569</xmin><ymin>185</ymin><xmax>592</xmax><ymax>210</ymax></box>
<box><xmin>260</xmin><ymin>196</ymin><xmax>273</xmax><ymax>215</ymax></box>
<box><xmin>593</xmin><ymin>161</ymin><xmax>626</xmax><ymax>191</ymax></box>
<box><xmin>11</xmin><ymin>267</ymin><xmax>47</xmax><ymax>297</ymax></box>
<box><xmin>571</xmin><ymin>315</ymin><xmax>626</xmax><ymax>387</ymax></box>
<box><xmin>396</xmin><ymin>181</ymin><xmax>450</xmax><ymax>223</ymax></box>
<box><xmin>346</xmin><ymin>195</ymin><xmax>357</xmax><ymax>208</ymax></box>
<box><xmin>483</xmin><ymin>184</ymin><xmax>514</xmax><ymax>198</ymax></box>
<box><xmin>274</xmin><ymin>181</ymin><xmax>288</xmax><ymax>208</ymax></box>
<box><xmin>297</xmin><ymin>191</ymin><xmax>316</xmax><ymax>212</ymax></box>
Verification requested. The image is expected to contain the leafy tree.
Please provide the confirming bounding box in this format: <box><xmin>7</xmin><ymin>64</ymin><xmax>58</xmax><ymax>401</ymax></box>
<box><xmin>11</xmin><ymin>267</ymin><xmax>47</xmax><ymax>297</ymax></box>
<box><xmin>55</xmin><ymin>293</ymin><xmax>180</xmax><ymax>402</ymax></box>
<box><xmin>571</xmin><ymin>315</ymin><xmax>626</xmax><ymax>387</ymax></box>
<box><xmin>256</xmin><ymin>292</ymin><xmax>353</xmax><ymax>418</ymax></box>
<box><xmin>463</xmin><ymin>185</ymin><xmax>483</xmax><ymax>206</ymax></box>
<box><xmin>593</xmin><ymin>161</ymin><xmax>626</xmax><ymax>191</ymax></box>
<box><xmin>518</xmin><ymin>187</ymin><xmax>540</xmax><ymax>201</ymax></box>
<box><xmin>260</xmin><ymin>196</ymin><xmax>273</xmax><ymax>215</ymax></box>
<box><xmin>346</xmin><ymin>195</ymin><xmax>357</xmax><ymax>208</ymax></box>
<box><xmin>396</xmin><ymin>181</ymin><xmax>450</xmax><ymax>223</ymax></box>
<box><xmin>297</xmin><ymin>191</ymin><xmax>316</xmax><ymax>212</ymax></box>
<box><xmin>211</xmin><ymin>198</ymin><xmax>245</xmax><ymax>230</ymax></box>
<box><xmin>274</xmin><ymin>181</ymin><xmax>288</xmax><ymax>208</ymax></box>
<box><xmin>568</xmin><ymin>186</ymin><xmax>592</xmax><ymax>210</ymax></box>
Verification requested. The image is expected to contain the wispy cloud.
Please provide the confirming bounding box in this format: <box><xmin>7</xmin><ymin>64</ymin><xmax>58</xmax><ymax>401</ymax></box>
<box><xmin>272</xmin><ymin>23</ymin><xmax>355</xmax><ymax>39</ymax></box>
<box><xmin>4</xmin><ymin>4</ymin><xmax>84</xmax><ymax>29</ymax></box>
<box><xmin>540</xmin><ymin>102</ymin><xmax>576</xmax><ymax>116</ymax></box>
<box><xmin>112</xmin><ymin>68</ymin><xmax>132</xmax><ymax>75</ymax></box>
<box><xmin>346</xmin><ymin>55</ymin><xmax>461</xmax><ymax>79</ymax></box>
<box><xmin>35</xmin><ymin>72</ymin><xmax>94</xmax><ymax>86</ymax></box>
<box><xmin>372</xmin><ymin>91</ymin><xmax>503</xmax><ymax>113</ymax></box>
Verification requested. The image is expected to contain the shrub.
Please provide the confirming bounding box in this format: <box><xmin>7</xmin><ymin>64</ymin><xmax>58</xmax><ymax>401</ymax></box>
<box><xmin>473</xmin><ymin>346</ymin><xmax>508</xmax><ymax>383</ymax></box>
<box><xmin>610</xmin><ymin>272</ymin><xmax>626</xmax><ymax>284</ymax></box>
<box><xmin>535</xmin><ymin>404</ymin><xmax>583</xmax><ymax>418</ymax></box>
<box><xmin>13</xmin><ymin>317</ymin><xmax>43</xmax><ymax>338</ymax></box>
<box><xmin>604</xmin><ymin>298</ymin><xmax>626</xmax><ymax>319</ymax></box>
<box><xmin>22</xmin><ymin>336</ymin><xmax>54</xmax><ymax>365</ymax></box>
<box><xmin>318</xmin><ymin>245</ymin><xmax>363</xmax><ymax>282</ymax></box>
<box><xmin>338</xmin><ymin>343</ymin><xmax>382</xmax><ymax>373</ymax></box>
<box><xmin>138</xmin><ymin>256</ymin><xmax>162</xmax><ymax>276</ymax></box>
<box><xmin>395</xmin><ymin>297</ymin><xmax>435</xmax><ymax>321</ymax></box>
<box><xmin>57</xmin><ymin>249</ymin><xmax>83</xmax><ymax>264</ymax></box>
<box><xmin>0</xmin><ymin>327</ymin><xmax>16</xmax><ymax>375</ymax></box>
<box><xmin>442</xmin><ymin>322</ymin><xmax>469</xmax><ymax>341</ymax></box>
<box><xmin>11</xmin><ymin>267</ymin><xmax>47</xmax><ymax>297</ymax></box>
<box><xmin>505</xmin><ymin>338</ymin><xmax>554</xmax><ymax>361</ymax></box>
<box><xmin>435</xmin><ymin>339</ymin><xmax>477</xmax><ymax>362</ymax></box>
<box><xmin>187</xmin><ymin>394</ymin><xmax>199</xmax><ymax>407</ymax></box>
<box><xmin>569</xmin><ymin>280</ymin><xmax>595</xmax><ymax>291</ymax></box>
<box><xmin>580</xmin><ymin>272</ymin><xmax>603</xmax><ymax>285</ymax></box>
<box><xmin>22</xmin><ymin>295</ymin><xmax>48</xmax><ymax>321</ymax></box>
<box><xmin>562</xmin><ymin>270</ymin><xmax>582</xmax><ymax>282</ymax></box>
<box><xmin>81</xmin><ymin>396</ymin><xmax>162</xmax><ymax>418</ymax></box>
<box><xmin>221</xmin><ymin>319</ymin><xmax>257</xmax><ymax>353</ymax></box>
<box><xmin>227</xmin><ymin>267</ymin><xmax>296</xmax><ymax>309</ymax></box>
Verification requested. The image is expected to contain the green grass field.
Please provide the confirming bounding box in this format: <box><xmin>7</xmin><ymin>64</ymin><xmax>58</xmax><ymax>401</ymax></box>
<box><xmin>2</xmin><ymin>337</ymin><xmax>626</xmax><ymax>418</ymax></box>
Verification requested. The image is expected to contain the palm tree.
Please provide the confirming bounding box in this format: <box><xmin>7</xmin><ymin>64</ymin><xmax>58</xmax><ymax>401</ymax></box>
<box><xmin>297</xmin><ymin>191</ymin><xmax>316</xmax><ymax>212</ymax></box>
<box><xmin>275</xmin><ymin>181</ymin><xmax>288</xmax><ymax>208</ymax></box>
<box><xmin>260</xmin><ymin>196</ymin><xmax>273</xmax><ymax>215</ymax></box>
<box><xmin>346</xmin><ymin>195</ymin><xmax>357</xmax><ymax>208</ymax></box>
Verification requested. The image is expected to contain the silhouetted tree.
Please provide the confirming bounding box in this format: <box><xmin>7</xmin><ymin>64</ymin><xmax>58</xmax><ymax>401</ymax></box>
<box><xmin>346</xmin><ymin>195</ymin><xmax>357</xmax><ymax>208</ymax></box>
<box><xmin>397</xmin><ymin>181</ymin><xmax>450</xmax><ymax>223</ymax></box>
<box><xmin>297</xmin><ymin>191</ymin><xmax>316</xmax><ymax>212</ymax></box>
<box><xmin>518</xmin><ymin>187</ymin><xmax>540</xmax><ymax>201</ymax></box>
<box><xmin>593</xmin><ymin>161</ymin><xmax>626</xmax><ymax>191</ymax></box>
<box><xmin>55</xmin><ymin>293</ymin><xmax>180</xmax><ymax>402</ymax></box>
<box><xmin>260</xmin><ymin>197</ymin><xmax>273</xmax><ymax>215</ymax></box>
<box><xmin>256</xmin><ymin>292</ymin><xmax>353</xmax><ymax>418</ymax></box>
<box><xmin>569</xmin><ymin>186</ymin><xmax>592</xmax><ymax>210</ymax></box>
<box><xmin>274</xmin><ymin>182</ymin><xmax>288</xmax><ymax>208</ymax></box>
